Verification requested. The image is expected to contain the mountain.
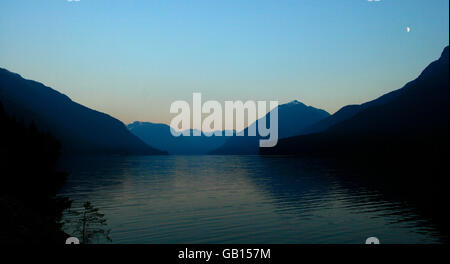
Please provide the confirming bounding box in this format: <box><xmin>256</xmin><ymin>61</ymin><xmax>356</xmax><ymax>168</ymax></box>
<box><xmin>127</xmin><ymin>121</ymin><xmax>229</xmax><ymax>154</ymax></box>
<box><xmin>299</xmin><ymin>89</ymin><xmax>402</xmax><ymax>135</ymax></box>
<box><xmin>210</xmin><ymin>101</ymin><xmax>330</xmax><ymax>154</ymax></box>
<box><xmin>299</xmin><ymin>72</ymin><xmax>420</xmax><ymax>135</ymax></box>
<box><xmin>261</xmin><ymin>46</ymin><xmax>449</xmax><ymax>159</ymax></box>
<box><xmin>0</xmin><ymin>68</ymin><xmax>165</xmax><ymax>155</ymax></box>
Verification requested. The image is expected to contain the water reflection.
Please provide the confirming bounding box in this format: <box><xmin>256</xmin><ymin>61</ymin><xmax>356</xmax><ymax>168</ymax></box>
<box><xmin>58</xmin><ymin>155</ymin><xmax>444</xmax><ymax>244</ymax></box>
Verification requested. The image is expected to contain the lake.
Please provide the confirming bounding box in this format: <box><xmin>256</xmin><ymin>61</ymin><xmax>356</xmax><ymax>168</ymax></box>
<box><xmin>58</xmin><ymin>155</ymin><xmax>444</xmax><ymax>244</ymax></box>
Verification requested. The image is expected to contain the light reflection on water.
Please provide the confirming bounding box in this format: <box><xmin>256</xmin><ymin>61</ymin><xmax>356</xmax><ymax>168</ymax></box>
<box><xmin>58</xmin><ymin>155</ymin><xmax>442</xmax><ymax>244</ymax></box>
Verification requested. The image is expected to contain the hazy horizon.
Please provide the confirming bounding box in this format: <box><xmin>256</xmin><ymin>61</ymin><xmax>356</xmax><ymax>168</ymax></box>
<box><xmin>1</xmin><ymin>0</ymin><xmax>449</xmax><ymax>127</ymax></box>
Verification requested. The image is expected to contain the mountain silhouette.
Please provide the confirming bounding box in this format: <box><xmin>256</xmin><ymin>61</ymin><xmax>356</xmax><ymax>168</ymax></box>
<box><xmin>261</xmin><ymin>46</ymin><xmax>449</xmax><ymax>159</ymax></box>
<box><xmin>211</xmin><ymin>101</ymin><xmax>330</xmax><ymax>154</ymax></box>
<box><xmin>0</xmin><ymin>68</ymin><xmax>165</xmax><ymax>155</ymax></box>
<box><xmin>299</xmin><ymin>88</ymin><xmax>403</xmax><ymax>135</ymax></box>
<box><xmin>127</xmin><ymin>121</ymin><xmax>229</xmax><ymax>154</ymax></box>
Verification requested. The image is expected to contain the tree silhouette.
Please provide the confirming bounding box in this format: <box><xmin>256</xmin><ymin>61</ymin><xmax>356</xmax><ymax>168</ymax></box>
<box><xmin>1</xmin><ymin>101</ymin><xmax>70</xmax><ymax>243</ymax></box>
<box><xmin>66</xmin><ymin>202</ymin><xmax>111</xmax><ymax>244</ymax></box>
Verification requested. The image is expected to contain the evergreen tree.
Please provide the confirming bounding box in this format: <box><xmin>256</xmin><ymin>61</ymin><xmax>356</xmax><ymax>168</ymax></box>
<box><xmin>66</xmin><ymin>202</ymin><xmax>112</xmax><ymax>244</ymax></box>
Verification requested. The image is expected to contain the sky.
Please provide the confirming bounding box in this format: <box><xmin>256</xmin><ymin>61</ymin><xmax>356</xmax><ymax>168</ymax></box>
<box><xmin>0</xmin><ymin>0</ymin><xmax>448</xmax><ymax>127</ymax></box>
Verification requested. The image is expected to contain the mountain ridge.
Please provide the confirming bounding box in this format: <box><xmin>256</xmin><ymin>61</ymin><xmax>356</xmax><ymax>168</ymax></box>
<box><xmin>0</xmin><ymin>68</ymin><xmax>165</xmax><ymax>155</ymax></box>
<box><xmin>300</xmin><ymin>46</ymin><xmax>449</xmax><ymax>136</ymax></box>
<box><xmin>210</xmin><ymin>101</ymin><xmax>330</xmax><ymax>154</ymax></box>
<box><xmin>127</xmin><ymin>121</ymin><xmax>229</xmax><ymax>155</ymax></box>
<box><xmin>261</xmin><ymin>46</ymin><xmax>449</xmax><ymax>158</ymax></box>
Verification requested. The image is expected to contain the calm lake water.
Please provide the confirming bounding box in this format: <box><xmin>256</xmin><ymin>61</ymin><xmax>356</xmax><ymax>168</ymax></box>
<box><xmin>58</xmin><ymin>155</ymin><xmax>443</xmax><ymax>244</ymax></box>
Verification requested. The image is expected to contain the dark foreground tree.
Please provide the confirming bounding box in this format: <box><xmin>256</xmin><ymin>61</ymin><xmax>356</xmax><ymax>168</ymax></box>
<box><xmin>65</xmin><ymin>201</ymin><xmax>112</xmax><ymax>244</ymax></box>
<box><xmin>0</xmin><ymin>101</ymin><xmax>71</xmax><ymax>244</ymax></box>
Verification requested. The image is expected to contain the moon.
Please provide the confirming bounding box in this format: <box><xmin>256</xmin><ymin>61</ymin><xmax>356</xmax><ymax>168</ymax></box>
<box><xmin>406</xmin><ymin>26</ymin><xmax>411</xmax><ymax>33</ymax></box>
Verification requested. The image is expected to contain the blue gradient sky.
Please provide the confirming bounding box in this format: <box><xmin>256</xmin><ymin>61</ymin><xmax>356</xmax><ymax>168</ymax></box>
<box><xmin>0</xmin><ymin>0</ymin><xmax>448</xmax><ymax>125</ymax></box>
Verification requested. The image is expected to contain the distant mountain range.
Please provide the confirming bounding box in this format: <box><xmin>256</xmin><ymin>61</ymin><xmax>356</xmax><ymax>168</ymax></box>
<box><xmin>2</xmin><ymin>46</ymin><xmax>447</xmax><ymax>158</ymax></box>
<box><xmin>127</xmin><ymin>122</ymin><xmax>229</xmax><ymax>154</ymax></box>
<box><xmin>128</xmin><ymin>101</ymin><xmax>330</xmax><ymax>155</ymax></box>
<box><xmin>0</xmin><ymin>68</ymin><xmax>165</xmax><ymax>155</ymax></box>
<box><xmin>261</xmin><ymin>46</ymin><xmax>449</xmax><ymax>159</ymax></box>
<box><xmin>210</xmin><ymin>100</ymin><xmax>330</xmax><ymax>154</ymax></box>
